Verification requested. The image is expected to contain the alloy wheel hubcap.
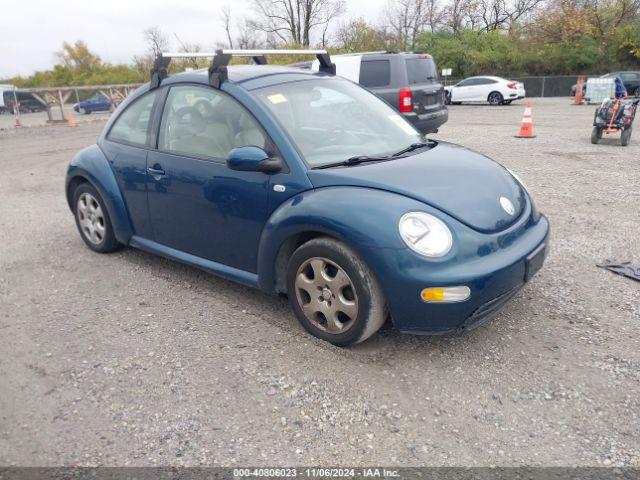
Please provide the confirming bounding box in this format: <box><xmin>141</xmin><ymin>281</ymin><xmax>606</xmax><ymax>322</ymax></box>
<box><xmin>77</xmin><ymin>192</ymin><xmax>105</xmax><ymax>245</ymax></box>
<box><xmin>294</xmin><ymin>257</ymin><xmax>358</xmax><ymax>334</ymax></box>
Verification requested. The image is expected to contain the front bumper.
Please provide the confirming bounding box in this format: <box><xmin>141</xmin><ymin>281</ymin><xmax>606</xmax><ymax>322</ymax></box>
<box><xmin>403</xmin><ymin>107</ymin><xmax>449</xmax><ymax>134</ymax></box>
<box><xmin>360</xmin><ymin>206</ymin><xmax>549</xmax><ymax>335</ymax></box>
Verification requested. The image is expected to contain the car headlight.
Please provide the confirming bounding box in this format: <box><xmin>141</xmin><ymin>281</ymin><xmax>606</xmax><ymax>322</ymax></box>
<box><xmin>398</xmin><ymin>212</ymin><xmax>452</xmax><ymax>258</ymax></box>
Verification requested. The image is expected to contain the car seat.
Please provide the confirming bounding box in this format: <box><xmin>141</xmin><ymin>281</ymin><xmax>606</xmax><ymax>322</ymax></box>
<box><xmin>234</xmin><ymin>112</ymin><xmax>265</xmax><ymax>148</ymax></box>
<box><xmin>167</xmin><ymin>106</ymin><xmax>227</xmax><ymax>158</ymax></box>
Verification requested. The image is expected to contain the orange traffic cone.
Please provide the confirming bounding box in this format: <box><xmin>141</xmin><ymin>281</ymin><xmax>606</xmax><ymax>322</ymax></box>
<box><xmin>14</xmin><ymin>116</ymin><xmax>21</xmax><ymax>127</ymax></box>
<box><xmin>515</xmin><ymin>101</ymin><xmax>536</xmax><ymax>138</ymax></box>
<box><xmin>573</xmin><ymin>75</ymin><xmax>585</xmax><ymax>105</ymax></box>
<box><xmin>67</xmin><ymin>110</ymin><xmax>77</xmax><ymax>127</ymax></box>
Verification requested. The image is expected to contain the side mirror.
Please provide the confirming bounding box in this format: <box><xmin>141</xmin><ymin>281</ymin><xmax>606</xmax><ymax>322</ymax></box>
<box><xmin>226</xmin><ymin>146</ymin><xmax>283</xmax><ymax>174</ymax></box>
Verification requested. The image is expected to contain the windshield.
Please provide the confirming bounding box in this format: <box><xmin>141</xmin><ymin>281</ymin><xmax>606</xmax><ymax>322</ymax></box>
<box><xmin>254</xmin><ymin>78</ymin><xmax>423</xmax><ymax>167</ymax></box>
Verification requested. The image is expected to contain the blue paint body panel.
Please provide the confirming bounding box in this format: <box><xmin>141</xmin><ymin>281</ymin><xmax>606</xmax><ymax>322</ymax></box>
<box><xmin>66</xmin><ymin>65</ymin><xmax>550</xmax><ymax>335</ymax></box>
<box><xmin>66</xmin><ymin>144</ymin><xmax>134</xmax><ymax>244</ymax></box>
<box><xmin>130</xmin><ymin>235</ymin><xmax>259</xmax><ymax>288</ymax></box>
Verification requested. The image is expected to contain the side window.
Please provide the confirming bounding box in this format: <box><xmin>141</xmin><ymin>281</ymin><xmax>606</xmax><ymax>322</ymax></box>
<box><xmin>359</xmin><ymin>60</ymin><xmax>391</xmax><ymax>88</ymax></box>
<box><xmin>108</xmin><ymin>91</ymin><xmax>157</xmax><ymax>146</ymax></box>
<box><xmin>458</xmin><ymin>78</ymin><xmax>473</xmax><ymax>87</ymax></box>
<box><xmin>158</xmin><ymin>85</ymin><xmax>267</xmax><ymax>161</ymax></box>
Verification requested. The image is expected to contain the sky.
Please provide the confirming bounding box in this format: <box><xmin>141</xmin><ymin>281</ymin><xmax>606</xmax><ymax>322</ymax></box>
<box><xmin>0</xmin><ymin>0</ymin><xmax>386</xmax><ymax>78</ymax></box>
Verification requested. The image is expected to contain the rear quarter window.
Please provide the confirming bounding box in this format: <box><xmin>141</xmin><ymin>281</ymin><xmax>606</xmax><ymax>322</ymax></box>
<box><xmin>359</xmin><ymin>60</ymin><xmax>391</xmax><ymax>88</ymax></box>
<box><xmin>108</xmin><ymin>91</ymin><xmax>157</xmax><ymax>147</ymax></box>
<box><xmin>406</xmin><ymin>58</ymin><xmax>438</xmax><ymax>84</ymax></box>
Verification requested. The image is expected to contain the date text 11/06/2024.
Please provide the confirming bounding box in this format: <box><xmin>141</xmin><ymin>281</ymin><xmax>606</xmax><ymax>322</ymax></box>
<box><xmin>233</xmin><ymin>467</ymin><xmax>400</xmax><ymax>478</ymax></box>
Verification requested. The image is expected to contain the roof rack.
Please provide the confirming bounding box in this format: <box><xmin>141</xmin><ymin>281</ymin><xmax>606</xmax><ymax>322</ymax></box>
<box><xmin>150</xmin><ymin>49</ymin><xmax>335</xmax><ymax>89</ymax></box>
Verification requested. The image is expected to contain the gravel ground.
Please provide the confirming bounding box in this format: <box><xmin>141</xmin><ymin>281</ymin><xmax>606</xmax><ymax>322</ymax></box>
<box><xmin>0</xmin><ymin>98</ymin><xmax>638</xmax><ymax>467</ymax></box>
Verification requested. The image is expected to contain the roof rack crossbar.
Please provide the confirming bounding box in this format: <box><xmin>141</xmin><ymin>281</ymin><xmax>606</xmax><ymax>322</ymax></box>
<box><xmin>150</xmin><ymin>49</ymin><xmax>335</xmax><ymax>88</ymax></box>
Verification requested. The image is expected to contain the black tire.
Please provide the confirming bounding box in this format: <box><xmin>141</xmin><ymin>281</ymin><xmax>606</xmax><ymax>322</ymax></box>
<box><xmin>72</xmin><ymin>183</ymin><xmax>120</xmax><ymax>253</ymax></box>
<box><xmin>488</xmin><ymin>91</ymin><xmax>504</xmax><ymax>106</ymax></box>
<box><xmin>451</xmin><ymin>101</ymin><xmax>462</xmax><ymax>105</ymax></box>
<box><xmin>591</xmin><ymin>127</ymin><xmax>602</xmax><ymax>144</ymax></box>
<box><xmin>621</xmin><ymin>127</ymin><xmax>632</xmax><ymax>146</ymax></box>
<box><xmin>286</xmin><ymin>237</ymin><xmax>387</xmax><ymax>347</ymax></box>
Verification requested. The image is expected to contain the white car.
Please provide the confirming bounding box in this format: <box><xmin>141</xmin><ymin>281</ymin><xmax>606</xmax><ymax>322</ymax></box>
<box><xmin>446</xmin><ymin>76</ymin><xmax>525</xmax><ymax>105</ymax></box>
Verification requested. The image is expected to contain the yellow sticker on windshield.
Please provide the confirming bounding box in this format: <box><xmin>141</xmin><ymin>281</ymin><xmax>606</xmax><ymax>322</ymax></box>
<box><xmin>267</xmin><ymin>93</ymin><xmax>288</xmax><ymax>104</ymax></box>
<box><xmin>388</xmin><ymin>114</ymin><xmax>417</xmax><ymax>135</ymax></box>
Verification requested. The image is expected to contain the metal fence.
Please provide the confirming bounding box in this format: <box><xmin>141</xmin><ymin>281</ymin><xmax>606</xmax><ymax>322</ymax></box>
<box><xmin>510</xmin><ymin>76</ymin><xmax>580</xmax><ymax>97</ymax></box>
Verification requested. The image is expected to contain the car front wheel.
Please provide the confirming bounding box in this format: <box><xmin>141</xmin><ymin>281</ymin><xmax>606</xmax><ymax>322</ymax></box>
<box><xmin>286</xmin><ymin>237</ymin><xmax>387</xmax><ymax>347</ymax></box>
<box><xmin>73</xmin><ymin>183</ymin><xmax>120</xmax><ymax>253</ymax></box>
<box><xmin>488</xmin><ymin>91</ymin><xmax>504</xmax><ymax>105</ymax></box>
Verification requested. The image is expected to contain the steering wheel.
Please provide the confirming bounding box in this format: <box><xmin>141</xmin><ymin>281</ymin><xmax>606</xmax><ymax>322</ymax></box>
<box><xmin>324</xmin><ymin>127</ymin><xmax>361</xmax><ymax>146</ymax></box>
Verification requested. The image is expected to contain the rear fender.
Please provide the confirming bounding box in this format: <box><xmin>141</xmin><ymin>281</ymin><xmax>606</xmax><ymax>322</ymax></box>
<box><xmin>66</xmin><ymin>144</ymin><xmax>133</xmax><ymax>244</ymax></box>
<box><xmin>257</xmin><ymin>187</ymin><xmax>420</xmax><ymax>293</ymax></box>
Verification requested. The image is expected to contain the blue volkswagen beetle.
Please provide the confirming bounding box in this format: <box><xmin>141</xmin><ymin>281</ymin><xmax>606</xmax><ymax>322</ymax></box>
<box><xmin>65</xmin><ymin>50</ymin><xmax>549</xmax><ymax>346</ymax></box>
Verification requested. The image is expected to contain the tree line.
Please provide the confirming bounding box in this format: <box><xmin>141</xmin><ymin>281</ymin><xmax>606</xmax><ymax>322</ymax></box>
<box><xmin>3</xmin><ymin>0</ymin><xmax>639</xmax><ymax>87</ymax></box>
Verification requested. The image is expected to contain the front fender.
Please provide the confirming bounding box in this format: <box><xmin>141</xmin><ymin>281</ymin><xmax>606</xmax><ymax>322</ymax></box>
<box><xmin>66</xmin><ymin>144</ymin><xmax>133</xmax><ymax>244</ymax></box>
<box><xmin>257</xmin><ymin>186</ymin><xmax>425</xmax><ymax>292</ymax></box>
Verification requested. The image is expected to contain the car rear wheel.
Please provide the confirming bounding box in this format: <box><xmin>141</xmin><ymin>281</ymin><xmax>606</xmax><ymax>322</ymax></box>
<box><xmin>621</xmin><ymin>127</ymin><xmax>632</xmax><ymax>146</ymax></box>
<box><xmin>488</xmin><ymin>91</ymin><xmax>504</xmax><ymax>105</ymax></box>
<box><xmin>73</xmin><ymin>183</ymin><xmax>120</xmax><ymax>253</ymax></box>
<box><xmin>286</xmin><ymin>237</ymin><xmax>387</xmax><ymax>347</ymax></box>
<box><xmin>591</xmin><ymin>127</ymin><xmax>602</xmax><ymax>144</ymax></box>
<box><xmin>79</xmin><ymin>107</ymin><xmax>86</xmax><ymax>114</ymax></box>
<box><xmin>487</xmin><ymin>92</ymin><xmax>504</xmax><ymax>106</ymax></box>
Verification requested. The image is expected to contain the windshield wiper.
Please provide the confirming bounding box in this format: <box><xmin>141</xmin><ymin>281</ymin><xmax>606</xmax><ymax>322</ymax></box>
<box><xmin>391</xmin><ymin>141</ymin><xmax>434</xmax><ymax>157</ymax></box>
<box><xmin>314</xmin><ymin>155</ymin><xmax>398</xmax><ymax>169</ymax></box>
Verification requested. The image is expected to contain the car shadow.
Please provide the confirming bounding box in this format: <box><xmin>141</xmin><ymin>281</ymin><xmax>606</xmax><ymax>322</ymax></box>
<box><xmin>593</xmin><ymin>137</ymin><xmax>624</xmax><ymax>146</ymax></box>
<box><xmin>115</xmin><ymin>245</ymin><xmax>517</xmax><ymax>360</ymax></box>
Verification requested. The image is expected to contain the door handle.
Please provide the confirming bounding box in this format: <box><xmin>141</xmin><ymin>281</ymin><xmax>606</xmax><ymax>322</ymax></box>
<box><xmin>147</xmin><ymin>166</ymin><xmax>165</xmax><ymax>176</ymax></box>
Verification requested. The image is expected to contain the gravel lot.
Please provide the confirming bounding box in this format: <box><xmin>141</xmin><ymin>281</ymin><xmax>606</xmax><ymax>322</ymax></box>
<box><xmin>0</xmin><ymin>98</ymin><xmax>638</xmax><ymax>467</ymax></box>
